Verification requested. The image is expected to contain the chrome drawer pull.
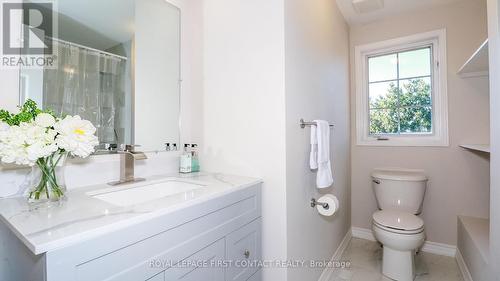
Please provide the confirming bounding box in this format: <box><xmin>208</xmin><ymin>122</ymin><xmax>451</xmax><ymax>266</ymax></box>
<box><xmin>244</xmin><ymin>249</ymin><xmax>250</xmax><ymax>259</ymax></box>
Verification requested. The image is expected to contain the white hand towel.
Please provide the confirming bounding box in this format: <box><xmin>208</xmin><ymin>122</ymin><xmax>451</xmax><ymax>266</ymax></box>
<box><xmin>310</xmin><ymin>120</ymin><xmax>333</xmax><ymax>188</ymax></box>
<box><xmin>310</xmin><ymin>125</ymin><xmax>318</xmax><ymax>170</ymax></box>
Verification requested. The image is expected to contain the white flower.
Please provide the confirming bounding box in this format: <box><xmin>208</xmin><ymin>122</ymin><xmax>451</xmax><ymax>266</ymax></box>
<box><xmin>0</xmin><ymin>114</ymin><xmax>98</xmax><ymax>166</ymax></box>
<box><xmin>0</xmin><ymin>123</ymin><xmax>34</xmax><ymax>165</ymax></box>
<box><xmin>27</xmin><ymin>141</ymin><xmax>58</xmax><ymax>162</ymax></box>
<box><xmin>54</xmin><ymin>115</ymin><xmax>99</xmax><ymax>158</ymax></box>
<box><xmin>0</xmin><ymin>121</ymin><xmax>9</xmax><ymax>131</ymax></box>
<box><xmin>0</xmin><ymin>123</ymin><xmax>8</xmax><ymax>157</ymax></box>
<box><xmin>0</xmin><ymin>122</ymin><xmax>9</xmax><ymax>154</ymax></box>
<box><xmin>0</xmin><ymin>122</ymin><xmax>58</xmax><ymax>166</ymax></box>
<box><xmin>35</xmin><ymin>113</ymin><xmax>56</xmax><ymax>128</ymax></box>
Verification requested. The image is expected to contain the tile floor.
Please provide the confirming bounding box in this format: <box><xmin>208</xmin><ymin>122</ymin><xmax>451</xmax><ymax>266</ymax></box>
<box><xmin>330</xmin><ymin>238</ymin><xmax>464</xmax><ymax>281</ymax></box>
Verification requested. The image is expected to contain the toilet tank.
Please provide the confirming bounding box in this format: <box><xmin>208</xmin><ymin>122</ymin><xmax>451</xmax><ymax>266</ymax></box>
<box><xmin>371</xmin><ymin>169</ymin><xmax>428</xmax><ymax>214</ymax></box>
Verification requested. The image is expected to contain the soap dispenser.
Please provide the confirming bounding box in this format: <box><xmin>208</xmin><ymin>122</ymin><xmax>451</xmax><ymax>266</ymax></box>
<box><xmin>180</xmin><ymin>144</ymin><xmax>192</xmax><ymax>173</ymax></box>
<box><xmin>191</xmin><ymin>144</ymin><xmax>200</xmax><ymax>172</ymax></box>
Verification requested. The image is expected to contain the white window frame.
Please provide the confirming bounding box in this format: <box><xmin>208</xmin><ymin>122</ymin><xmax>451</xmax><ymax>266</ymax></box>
<box><xmin>355</xmin><ymin>29</ymin><xmax>449</xmax><ymax>147</ymax></box>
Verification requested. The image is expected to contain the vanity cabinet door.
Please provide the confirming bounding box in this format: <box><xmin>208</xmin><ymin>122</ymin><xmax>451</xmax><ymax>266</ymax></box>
<box><xmin>225</xmin><ymin>219</ymin><xmax>262</xmax><ymax>281</ymax></box>
<box><xmin>163</xmin><ymin>238</ymin><xmax>225</xmax><ymax>281</ymax></box>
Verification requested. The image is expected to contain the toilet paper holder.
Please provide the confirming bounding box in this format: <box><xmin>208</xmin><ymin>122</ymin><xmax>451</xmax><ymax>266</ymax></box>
<box><xmin>310</xmin><ymin>198</ymin><xmax>329</xmax><ymax>210</ymax></box>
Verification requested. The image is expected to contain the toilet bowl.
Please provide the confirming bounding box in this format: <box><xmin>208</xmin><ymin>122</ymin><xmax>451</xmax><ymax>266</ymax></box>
<box><xmin>371</xmin><ymin>169</ymin><xmax>428</xmax><ymax>281</ymax></box>
<box><xmin>372</xmin><ymin>210</ymin><xmax>425</xmax><ymax>281</ymax></box>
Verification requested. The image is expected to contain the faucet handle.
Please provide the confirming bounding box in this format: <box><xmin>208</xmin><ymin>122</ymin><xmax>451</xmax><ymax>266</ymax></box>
<box><xmin>103</xmin><ymin>143</ymin><xmax>118</xmax><ymax>151</ymax></box>
<box><xmin>118</xmin><ymin>144</ymin><xmax>148</xmax><ymax>160</ymax></box>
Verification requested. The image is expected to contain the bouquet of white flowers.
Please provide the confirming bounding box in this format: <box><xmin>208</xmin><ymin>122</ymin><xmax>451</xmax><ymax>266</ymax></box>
<box><xmin>0</xmin><ymin>100</ymin><xmax>98</xmax><ymax>203</ymax></box>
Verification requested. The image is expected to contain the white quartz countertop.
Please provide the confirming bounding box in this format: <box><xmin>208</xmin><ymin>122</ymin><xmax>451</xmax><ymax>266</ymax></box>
<box><xmin>0</xmin><ymin>173</ymin><xmax>262</xmax><ymax>255</ymax></box>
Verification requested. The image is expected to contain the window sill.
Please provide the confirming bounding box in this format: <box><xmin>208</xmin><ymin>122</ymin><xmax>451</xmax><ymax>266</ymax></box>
<box><xmin>357</xmin><ymin>136</ymin><xmax>449</xmax><ymax>147</ymax></box>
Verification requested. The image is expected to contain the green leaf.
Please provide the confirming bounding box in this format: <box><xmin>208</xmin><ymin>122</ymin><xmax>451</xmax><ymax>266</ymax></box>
<box><xmin>0</xmin><ymin>109</ymin><xmax>14</xmax><ymax>125</ymax></box>
<box><xmin>0</xmin><ymin>99</ymin><xmax>51</xmax><ymax>126</ymax></box>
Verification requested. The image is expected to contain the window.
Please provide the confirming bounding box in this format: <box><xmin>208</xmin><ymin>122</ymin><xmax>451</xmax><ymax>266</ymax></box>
<box><xmin>355</xmin><ymin>29</ymin><xmax>448</xmax><ymax>146</ymax></box>
<box><xmin>369</xmin><ymin>47</ymin><xmax>432</xmax><ymax>135</ymax></box>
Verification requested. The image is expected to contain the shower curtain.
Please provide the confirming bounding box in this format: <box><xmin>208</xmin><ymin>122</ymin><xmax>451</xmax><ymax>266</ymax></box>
<box><xmin>42</xmin><ymin>40</ymin><xmax>127</xmax><ymax>144</ymax></box>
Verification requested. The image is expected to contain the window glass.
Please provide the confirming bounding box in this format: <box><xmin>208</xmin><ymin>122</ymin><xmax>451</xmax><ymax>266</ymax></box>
<box><xmin>369</xmin><ymin>81</ymin><xmax>398</xmax><ymax>109</ymax></box>
<box><xmin>399</xmin><ymin>77</ymin><xmax>432</xmax><ymax>107</ymax></box>
<box><xmin>369</xmin><ymin>109</ymin><xmax>399</xmax><ymax>134</ymax></box>
<box><xmin>368</xmin><ymin>53</ymin><xmax>397</xmax><ymax>82</ymax></box>
<box><xmin>399</xmin><ymin>48</ymin><xmax>431</xmax><ymax>79</ymax></box>
<box><xmin>367</xmin><ymin>47</ymin><xmax>433</xmax><ymax>135</ymax></box>
<box><xmin>399</xmin><ymin>107</ymin><xmax>432</xmax><ymax>133</ymax></box>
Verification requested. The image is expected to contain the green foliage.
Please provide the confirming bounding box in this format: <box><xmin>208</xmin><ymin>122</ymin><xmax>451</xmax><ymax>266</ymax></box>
<box><xmin>370</xmin><ymin>79</ymin><xmax>432</xmax><ymax>135</ymax></box>
<box><xmin>0</xmin><ymin>110</ymin><xmax>12</xmax><ymax>124</ymax></box>
<box><xmin>0</xmin><ymin>99</ymin><xmax>55</xmax><ymax>126</ymax></box>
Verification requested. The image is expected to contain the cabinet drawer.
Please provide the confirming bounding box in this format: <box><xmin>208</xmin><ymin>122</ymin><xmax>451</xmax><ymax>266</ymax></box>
<box><xmin>225</xmin><ymin>219</ymin><xmax>262</xmax><ymax>281</ymax></box>
<box><xmin>164</xmin><ymin>238</ymin><xmax>225</xmax><ymax>281</ymax></box>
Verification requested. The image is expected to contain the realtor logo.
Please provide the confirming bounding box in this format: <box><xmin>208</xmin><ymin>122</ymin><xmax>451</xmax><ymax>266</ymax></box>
<box><xmin>2</xmin><ymin>2</ymin><xmax>53</xmax><ymax>55</ymax></box>
<box><xmin>1</xmin><ymin>1</ymin><xmax>56</xmax><ymax>68</ymax></box>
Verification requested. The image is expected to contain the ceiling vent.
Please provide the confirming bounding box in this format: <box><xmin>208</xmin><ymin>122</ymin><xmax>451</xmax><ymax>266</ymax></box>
<box><xmin>352</xmin><ymin>0</ymin><xmax>384</xmax><ymax>14</ymax></box>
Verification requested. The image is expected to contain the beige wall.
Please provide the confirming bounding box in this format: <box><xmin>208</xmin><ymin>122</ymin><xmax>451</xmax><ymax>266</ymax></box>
<box><xmin>350</xmin><ymin>0</ymin><xmax>490</xmax><ymax>245</ymax></box>
<box><xmin>284</xmin><ymin>0</ymin><xmax>350</xmax><ymax>280</ymax></box>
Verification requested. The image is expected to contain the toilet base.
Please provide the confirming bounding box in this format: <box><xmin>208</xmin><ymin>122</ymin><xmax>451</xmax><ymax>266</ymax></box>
<box><xmin>382</xmin><ymin>247</ymin><xmax>415</xmax><ymax>281</ymax></box>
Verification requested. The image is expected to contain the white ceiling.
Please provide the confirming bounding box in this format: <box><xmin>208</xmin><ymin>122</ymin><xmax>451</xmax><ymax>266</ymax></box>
<box><xmin>336</xmin><ymin>0</ymin><xmax>466</xmax><ymax>25</ymax></box>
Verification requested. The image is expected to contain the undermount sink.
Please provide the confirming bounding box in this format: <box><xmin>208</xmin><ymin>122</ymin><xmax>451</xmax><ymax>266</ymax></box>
<box><xmin>87</xmin><ymin>179</ymin><xmax>206</xmax><ymax>207</ymax></box>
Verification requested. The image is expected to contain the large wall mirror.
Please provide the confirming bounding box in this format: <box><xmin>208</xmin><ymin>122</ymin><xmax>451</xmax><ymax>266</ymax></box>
<box><xmin>19</xmin><ymin>0</ymin><xmax>181</xmax><ymax>152</ymax></box>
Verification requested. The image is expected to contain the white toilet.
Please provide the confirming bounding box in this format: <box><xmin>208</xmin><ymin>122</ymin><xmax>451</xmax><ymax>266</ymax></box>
<box><xmin>371</xmin><ymin>169</ymin><xmax>428</xmax><ymax>281</ymax></box>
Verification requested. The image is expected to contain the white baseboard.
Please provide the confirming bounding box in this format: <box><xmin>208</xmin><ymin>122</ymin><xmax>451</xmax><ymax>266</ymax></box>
<box><xmin>351</xmin><ymin>227</ymin><xmax>456</xmax><ymax>257</ymax></box>
<box><xmin>421</xmin><ymin>241</ymin><xmax>456</xmax><ymax>257</ymax></box>
<box><xmin>455</xmin><ymin>249</ymin><xmax>473</xmax><ymax>281</ymax></box>
<box><xmin>318</xmin><ymin>229</ymin><xmax>352</xmax><ymax>281</ymax></box>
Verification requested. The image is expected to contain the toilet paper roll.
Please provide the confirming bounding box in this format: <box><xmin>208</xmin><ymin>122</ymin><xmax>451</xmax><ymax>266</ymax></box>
<box><xmin>316</xmin><ymin>194</ymin><xmax>339</xmax><ymax>217</ymax></box>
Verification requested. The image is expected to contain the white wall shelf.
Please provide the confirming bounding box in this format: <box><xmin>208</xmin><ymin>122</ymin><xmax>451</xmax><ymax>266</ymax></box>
<box><xmin>460</xmin><ymin>144</ymin><xmax>490</xmax><ymax>153</ymax></box>
<box><xmin>457</xmin><ymin>39</ymin><xmax>489</xmax><ymax>78</ymax></box>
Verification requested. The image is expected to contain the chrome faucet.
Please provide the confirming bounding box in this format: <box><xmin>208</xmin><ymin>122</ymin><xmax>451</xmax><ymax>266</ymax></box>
<box><xmin>108</xmin><ymin>144</ymin><xmax>148</xmax><ymax>186</ymax></box>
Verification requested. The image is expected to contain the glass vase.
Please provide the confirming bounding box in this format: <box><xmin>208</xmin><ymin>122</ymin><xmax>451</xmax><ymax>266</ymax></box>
<box><xmin>28</xmin><ymin>152</ymin><xmax>67</xmax><ymax>206</ymax></box>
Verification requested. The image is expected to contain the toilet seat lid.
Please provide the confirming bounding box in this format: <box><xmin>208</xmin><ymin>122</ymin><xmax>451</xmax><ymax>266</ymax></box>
<box><xmin>373</xmin><ymin>210</ymin><xmax>424</xmax><ymax>231</ymax></box>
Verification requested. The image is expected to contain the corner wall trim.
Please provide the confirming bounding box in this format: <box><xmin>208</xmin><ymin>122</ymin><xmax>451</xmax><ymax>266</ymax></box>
<box><xmin>455</xmin><ymin>249</ymin><xmax>473</xmax><ymax>281</ymax></box>
<box><xmin>318</xmin><ymin>229</ymin><xmax>352</xmax><ymax>281</ymax></box>
<box><xmin>350</xmin><ymin>227</ymin><xmax>457</xmax><ymax>257</ymax></box>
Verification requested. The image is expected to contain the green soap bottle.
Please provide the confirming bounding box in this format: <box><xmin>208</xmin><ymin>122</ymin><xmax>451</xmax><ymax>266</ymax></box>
<box><xmin>191</xmin><ymin>144</ymin><xmax>200</xmax><ymax>172</ymax></box>
<box><xmin>180</xmin><ymin>144</ymin><xmax>192</xmax><ymax>173</ymax></box>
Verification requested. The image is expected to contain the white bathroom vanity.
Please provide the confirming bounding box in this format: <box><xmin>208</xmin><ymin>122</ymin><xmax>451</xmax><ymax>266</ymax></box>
<box><xmin>0</xmin><ymin>173</ymin><xmax>262</xmax><ymax>281</ymax></box>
